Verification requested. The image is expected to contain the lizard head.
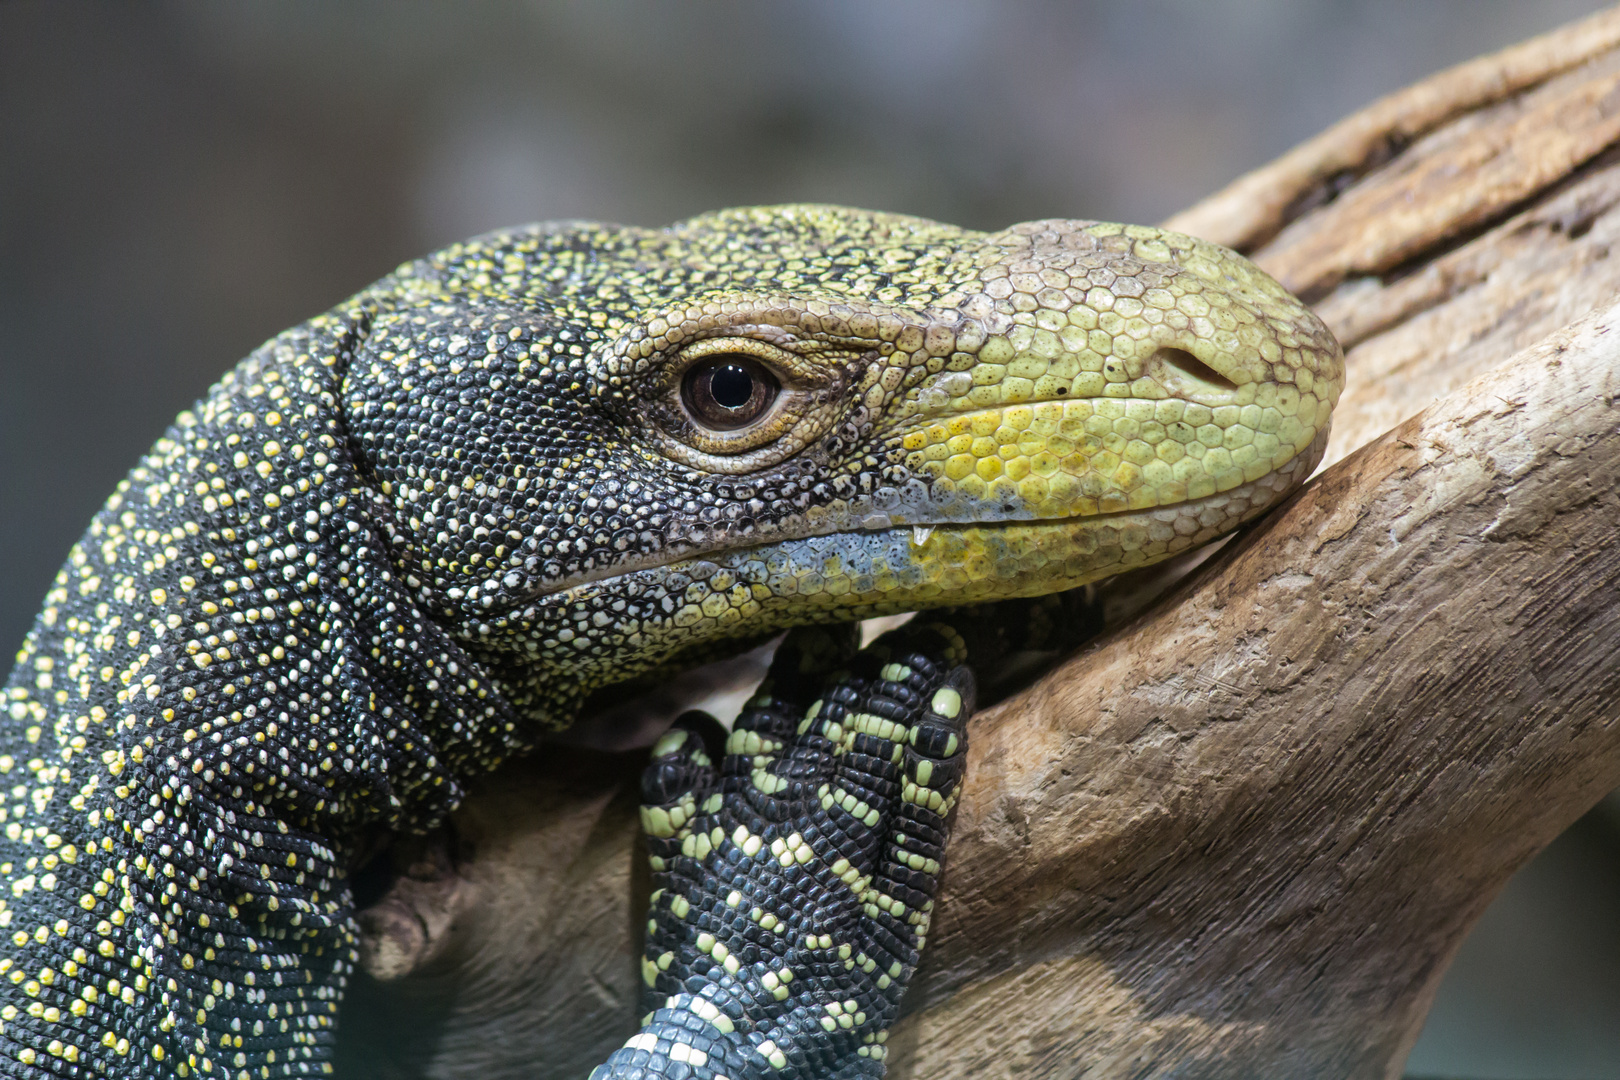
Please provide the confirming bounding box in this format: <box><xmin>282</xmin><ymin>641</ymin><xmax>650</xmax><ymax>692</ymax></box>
<box><xmin>346</xmin><ymin>205</ymin><xmax>1342</xmax><ymax>718</ymax></box>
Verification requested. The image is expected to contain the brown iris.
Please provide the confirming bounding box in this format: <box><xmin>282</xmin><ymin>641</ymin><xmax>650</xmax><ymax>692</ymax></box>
<box><xmin>681</xmin><ymin>355</ymin><xmax>780</xmax><ymax>431</ymax></box>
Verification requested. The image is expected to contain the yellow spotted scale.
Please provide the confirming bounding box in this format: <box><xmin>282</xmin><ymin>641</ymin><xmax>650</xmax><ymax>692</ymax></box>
<box><xmin>0</xmin><ymin>206</ymin><xmax>1340</xmax><ymax>1077</ymax></box>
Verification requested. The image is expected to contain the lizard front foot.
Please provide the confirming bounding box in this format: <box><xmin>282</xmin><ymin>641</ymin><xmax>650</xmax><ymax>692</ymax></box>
<box><xmin>592</xmin><ymin>622</ymin><xmax>973</xmax><ymax>1080</ymax></box>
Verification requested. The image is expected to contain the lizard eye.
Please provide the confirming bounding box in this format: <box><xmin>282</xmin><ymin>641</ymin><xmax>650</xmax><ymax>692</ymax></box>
<box><xmin>682</xmin><ymin>355</ymin><xmax>780</xmax><ymax>431</ymax></box>
<box><xmin>649</xmin><ymin>333</ymin><xmax>841</xmax><ymax>471</ymax></box>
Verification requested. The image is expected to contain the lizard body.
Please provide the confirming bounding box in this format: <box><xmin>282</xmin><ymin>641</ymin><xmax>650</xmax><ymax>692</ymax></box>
<box><xmin>0</xmin><ymin>206</ymin><xmax>1340</xmax><ymax>1077</ymax></box>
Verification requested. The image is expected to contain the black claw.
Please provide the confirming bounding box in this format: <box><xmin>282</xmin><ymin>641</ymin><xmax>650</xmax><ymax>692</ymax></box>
<box><xmin>642</xmin><ymin>722</ymin><xmax>721</xmax><ymax>807</ymax></box>
<box><xmin>673</xmin><ymin>709</ymin><xmax>731</xmax><ymax>760</ymax></box>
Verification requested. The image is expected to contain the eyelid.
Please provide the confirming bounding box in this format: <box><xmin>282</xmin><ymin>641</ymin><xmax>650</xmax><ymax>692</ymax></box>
<box><xmin>658</xmin><ymin>335</ymin><xmax>827</xmax><ymax>393</ymax></box>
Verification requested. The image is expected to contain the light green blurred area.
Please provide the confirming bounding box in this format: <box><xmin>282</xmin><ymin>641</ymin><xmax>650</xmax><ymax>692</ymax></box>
<box><xmin>0</xmin><ymin>3</ymin><xmax>1615</xmax><ymax>1075</ymax></box>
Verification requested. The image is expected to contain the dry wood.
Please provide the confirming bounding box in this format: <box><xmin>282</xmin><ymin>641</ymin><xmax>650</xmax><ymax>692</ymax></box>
<box><xmin>336</xmin><ymin>10</ymin><xmax>1620</xmax><ymax>1078</ymax></box>
<box><xmin>1311</xmin><ymin>150</ymin><xmax>1620</xmax><ymax>467</ymax></box>
<box><xmin>1252</xmin><ymin>52</ymin><xmax>1620</xmax><ymax>303</ymax></box>
<box><xmin>1163</xmin><ymin>6</ymin><xmax>1620</xmax><ymax>255</ymax></box>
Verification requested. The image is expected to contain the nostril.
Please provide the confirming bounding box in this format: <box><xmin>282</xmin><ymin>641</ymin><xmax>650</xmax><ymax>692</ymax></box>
<box><xmin>1153</xmin><ymin>347</ymin><xmax>1237</xmax><ymax>391</ymax></box>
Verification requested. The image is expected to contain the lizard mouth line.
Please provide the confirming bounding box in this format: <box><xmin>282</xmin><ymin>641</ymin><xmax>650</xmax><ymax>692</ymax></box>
<box><xmin>510</xmin><ymin>433</ymin><xmax>1325</xmax><ymax>611</ymax></box>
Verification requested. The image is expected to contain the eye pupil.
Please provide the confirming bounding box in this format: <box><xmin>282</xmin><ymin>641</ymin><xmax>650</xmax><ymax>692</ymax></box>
<box><xmin>709</xmin><ymin>364</ymin><xmax>756</xmax><ymax>410</ymax></box>
<box><xmin>682</xmin><ymin>353</ymin><xmax>780</xmax><ymax>432</ymax></box>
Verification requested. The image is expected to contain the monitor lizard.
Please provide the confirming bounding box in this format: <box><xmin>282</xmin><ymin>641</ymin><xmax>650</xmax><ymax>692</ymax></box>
<box><xmin>0</xmin><ymin>205</ymin><xmax>1341</xmax><ymax>1078</ymax></box>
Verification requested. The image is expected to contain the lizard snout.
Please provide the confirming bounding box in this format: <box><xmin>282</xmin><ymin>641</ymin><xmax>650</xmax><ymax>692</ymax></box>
<box><xmin>893</xmin><ymin>220</ymin><xmax>1344</xmax><ymax>521</ymax></box>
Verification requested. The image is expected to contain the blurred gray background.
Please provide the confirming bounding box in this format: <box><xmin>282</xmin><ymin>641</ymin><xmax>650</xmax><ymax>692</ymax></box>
<box><xmin>2</xmin><ymin>2</ymin><xmax>1617</xmax><ymax>1075</ymax></box>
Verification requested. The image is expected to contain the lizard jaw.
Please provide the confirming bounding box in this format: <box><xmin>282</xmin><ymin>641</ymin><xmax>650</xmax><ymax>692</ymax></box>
<box><xmin>517</xmin><ymin>427</ymin><xmax>1325</xmax><ymax>638</ymax></box>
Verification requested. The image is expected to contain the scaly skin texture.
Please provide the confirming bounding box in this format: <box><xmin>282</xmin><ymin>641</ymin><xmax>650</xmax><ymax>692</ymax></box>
<box><xmin>0</xmin><ymin>206</ymin><xmax>1340</xmax><ymax>1078</ymax></box>
<box><xmin>607</xmin><ymin>619</ymin><xmax>978</xmax><ymax>1080</ymax></box>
